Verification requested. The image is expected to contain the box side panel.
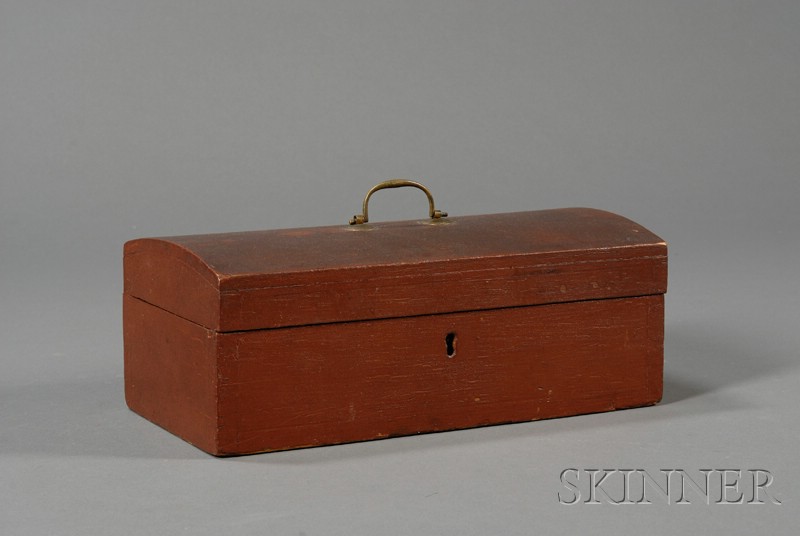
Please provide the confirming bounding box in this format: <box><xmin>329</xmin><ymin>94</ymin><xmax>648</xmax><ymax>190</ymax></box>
<box><xmin>124</xmin><ymin>239</ymin><xmax>221</xmax><ymax>330</ymax></box>
<box><xmin>216</xmin><ymin>295</ymin><xmax>664</xmax><ymax>455</ymax></box>
<box><xmin>123</xmin><ymin>294</ymin><xmax>219</xmax><ymax>454</ymax></box>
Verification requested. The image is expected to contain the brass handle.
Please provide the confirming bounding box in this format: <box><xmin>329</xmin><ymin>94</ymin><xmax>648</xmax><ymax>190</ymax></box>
<box><xmin>349</xmin><ymin>179</ymin><xmax>447</xmax><ymax>225</ymax></box>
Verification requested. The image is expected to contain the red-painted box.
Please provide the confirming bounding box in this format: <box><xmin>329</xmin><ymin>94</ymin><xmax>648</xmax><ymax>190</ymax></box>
<box><xmin>124</xmin><ymin>184</ymin><xmax>667</xmax><ymax>456</ymax></box>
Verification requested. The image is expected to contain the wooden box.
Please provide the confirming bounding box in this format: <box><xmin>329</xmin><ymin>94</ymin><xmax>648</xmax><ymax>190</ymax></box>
<box><xmin>123</xmin><ymin>184</ymin><xmax>667</xmax><ymax>456</ymax></box>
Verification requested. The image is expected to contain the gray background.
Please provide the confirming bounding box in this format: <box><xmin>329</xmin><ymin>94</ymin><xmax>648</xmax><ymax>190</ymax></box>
<box><xmin>1</xmin><ymin>0</ymin><xmax>798</xmax><ymax>533</ymax></box>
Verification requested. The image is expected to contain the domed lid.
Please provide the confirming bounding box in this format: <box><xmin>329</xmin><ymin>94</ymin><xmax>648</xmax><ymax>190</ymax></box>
<box><xmin>123</xmin><ymin>208</ymin><xmax>667</xmax><ymax>331</ymax></box>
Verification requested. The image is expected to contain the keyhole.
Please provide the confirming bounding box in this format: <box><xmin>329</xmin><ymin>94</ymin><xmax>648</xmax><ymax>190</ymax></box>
<box><xmin>445</xmin><ymin>332</ymin><xmax>457</xmax><ymax>358</ymax></box>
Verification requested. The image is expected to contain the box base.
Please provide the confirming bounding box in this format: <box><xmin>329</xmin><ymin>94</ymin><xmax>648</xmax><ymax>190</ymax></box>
<box><xmin>124</xmin><ymin>294</ymin><xmax>664</xmax><ymax>456</ymax></box>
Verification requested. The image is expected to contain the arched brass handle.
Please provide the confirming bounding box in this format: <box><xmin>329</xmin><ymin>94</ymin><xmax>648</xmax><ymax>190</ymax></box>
<box><xmin>349</xmin><ymin>179</ymin><xmax>447</xmax><ymax>225</ymax></box>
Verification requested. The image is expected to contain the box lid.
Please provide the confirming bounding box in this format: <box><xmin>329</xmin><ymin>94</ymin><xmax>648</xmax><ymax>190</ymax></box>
<box><xmin>123</xmin><ymin>208</ymin><xmax>667</xmax><ymax>332</ymax></box>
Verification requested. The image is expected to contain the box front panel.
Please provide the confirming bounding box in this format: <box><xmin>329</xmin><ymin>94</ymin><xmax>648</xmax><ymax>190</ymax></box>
<box><xmin>216</xmin><ymin>295</ymin><xmax>664</xmax><ymax>455</ymax></box>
